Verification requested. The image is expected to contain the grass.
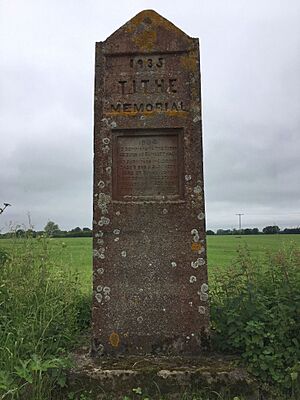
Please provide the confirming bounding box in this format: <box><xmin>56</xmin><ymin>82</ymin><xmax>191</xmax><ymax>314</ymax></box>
<box><xmin>1</xmin><ymin>234</ymin><xmax>300</xmax><ymax>293</ymax></box>
<box><xmin>0</xmin><ymin>237</ymin><xmax>92</xmax><ymax>293</ymax></box>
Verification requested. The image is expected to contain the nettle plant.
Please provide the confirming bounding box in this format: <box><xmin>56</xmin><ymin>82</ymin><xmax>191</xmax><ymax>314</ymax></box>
<box><xmin>210</xmin><ymin>244</ymin><xmax>300</xmax><ymax>394</ymax></box>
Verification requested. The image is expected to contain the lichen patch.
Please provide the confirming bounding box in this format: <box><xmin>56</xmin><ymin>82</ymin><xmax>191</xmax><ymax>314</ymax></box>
<box><xmin>109</xmin><ymin>332</ymin><xmax>120</xmax><ymax>347</ymax></box>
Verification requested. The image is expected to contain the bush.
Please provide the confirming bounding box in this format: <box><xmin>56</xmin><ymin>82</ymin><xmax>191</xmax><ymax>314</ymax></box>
<box><xmin>0</xmin><ymin>235</ymin><xmax>90</xmax><ymax>399</ymax></box>
<box><xmin>210</xmin><ymin>244</ymin><xmax>300</xmax><ymax>396</ymax></box>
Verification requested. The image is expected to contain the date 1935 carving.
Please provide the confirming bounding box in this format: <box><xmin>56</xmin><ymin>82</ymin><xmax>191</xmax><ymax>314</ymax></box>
<box><xmin>129</xmin><ymin>57</ymin><xmax>164</xmax><ymax>69</ymax></box>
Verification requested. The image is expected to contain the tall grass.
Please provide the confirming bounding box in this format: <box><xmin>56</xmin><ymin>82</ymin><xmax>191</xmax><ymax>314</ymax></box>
<box><xmin>0</xmin><ymin>235</ymin><xmax>91</xmax><ymax>399</ymax></box>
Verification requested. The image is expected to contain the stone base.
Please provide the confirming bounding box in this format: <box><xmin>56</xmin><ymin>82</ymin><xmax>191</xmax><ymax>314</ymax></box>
<box><xmin>67</xmin><ymin>350</ymin><xmax>259</xmax><ymax>399</ymax></box>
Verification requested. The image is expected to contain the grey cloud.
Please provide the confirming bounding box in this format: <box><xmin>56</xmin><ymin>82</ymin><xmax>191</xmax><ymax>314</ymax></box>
<box><xmin>0</xmin><ymin>0</ymin><xmax>299</xmax><ymax>232</ymax></box>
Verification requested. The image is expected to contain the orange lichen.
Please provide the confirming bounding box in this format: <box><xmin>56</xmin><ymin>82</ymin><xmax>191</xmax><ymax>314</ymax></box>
<box><xmin>191</xmin><ymin>243</ymin><xmax>202</xmax><ymax>252</ymax></box>
<box><xmin>104</xmin><ymin>111</ymin><xmax>188</xmax><ymax>118</ymax></box>
<box><xmin>122</xmin><ymin>10</ymin><xmax>193</xmax><ymax>52</ymax></box>
<box><xmin>125</xmin><ymin>10</ymin><xmax>189</xmax><ymax>38</ymax></box>
<box><xmin>165</xmin><ymin>110</ymin><xmax>188</xmax><ymax>118</ymax></box>
<box><xmin>109</xmin><ymin>332</ymin><xmax>120</xmax><ymax>347</ymax></box>
<box><xmin>180</xmin><ymin>52</ymin><xmax>198</xmax><ymax>72</ymax></box>
<box><xmin>133</xmin><ymin>30</ymin><xmax>157</xmax><ymax>52</ymax></box>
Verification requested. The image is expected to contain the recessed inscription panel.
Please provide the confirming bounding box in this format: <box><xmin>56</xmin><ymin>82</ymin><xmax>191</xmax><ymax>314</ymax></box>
<box><xmin>113</xmin><ymin>131</ymin><xmax>182</xmax><ymax>200</ymax></box>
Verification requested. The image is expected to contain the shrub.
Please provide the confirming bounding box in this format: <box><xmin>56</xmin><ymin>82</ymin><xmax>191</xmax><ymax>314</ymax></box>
<box><xmin>210</xmin><ymin>244</ymin><xmax>300</xmax><ymax>396</ymax></box>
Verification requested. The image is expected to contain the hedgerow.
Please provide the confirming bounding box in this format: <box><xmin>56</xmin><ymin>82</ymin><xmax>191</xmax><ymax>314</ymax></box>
<box><xmin>210</xmin><ymin>244</ymin><xmax>300</xmax><ymax>398</ymax></box>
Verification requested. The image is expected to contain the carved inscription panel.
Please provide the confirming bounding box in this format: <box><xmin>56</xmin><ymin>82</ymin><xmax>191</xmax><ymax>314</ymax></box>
<box><xmin>113</xmin><ymin>131</ymin><xmax>182</xmax><ymax>200</ymax></box>
<box><xmin>104</xmin><ymin>54</ymin><xmax>190</xmax><ymax>114</ymax></box>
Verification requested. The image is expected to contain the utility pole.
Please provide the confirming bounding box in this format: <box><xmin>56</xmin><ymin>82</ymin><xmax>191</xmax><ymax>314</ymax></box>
<box><xmin>236</xmin><ymin>213</ymin><xmax>244</xmax><ymax>235</ymax></box>
<box><xmin>0</xmin><ymin>203</ymin><xmax>11</xmax><ymax>215</ymax></box>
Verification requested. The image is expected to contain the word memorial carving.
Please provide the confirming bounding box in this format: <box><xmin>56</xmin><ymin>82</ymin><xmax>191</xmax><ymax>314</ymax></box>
<box><xmin>92</xmin><ymin>10</ymin><xmax>209</xmax><ymax>356</ymax></box>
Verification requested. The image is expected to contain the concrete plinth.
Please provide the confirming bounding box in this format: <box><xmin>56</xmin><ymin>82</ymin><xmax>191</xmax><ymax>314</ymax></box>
<box><xmin>68</xmin><ymin>351</ymin><xmax>259</xmax><ymax>399</ymax></box>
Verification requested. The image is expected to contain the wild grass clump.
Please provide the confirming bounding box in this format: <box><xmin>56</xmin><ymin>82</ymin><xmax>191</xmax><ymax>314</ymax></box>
<box><xmin>210</xmin><ymin>244</ymin><xmax>300</xmax><ymax>398</ymax></box>
<box><xmin>0</xmin><ymin>234</ymin><xmax>91</xmax><ymax>400</ymax></box>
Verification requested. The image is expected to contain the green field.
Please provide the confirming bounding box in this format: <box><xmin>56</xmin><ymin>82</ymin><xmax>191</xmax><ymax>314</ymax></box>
<box><xmin>207</xmin><ymin>233</ymin><xmax>300</xmax><ymax>267</ymax></box>
<box><xmin>1</xmin><ymin>234</ymin><xmax>299</xmax><ymax>293</ymax></box>
<box><xmin>0</xmin><ymin>233</ymin><xmax>299</xmax><ymax>398</ymax></box>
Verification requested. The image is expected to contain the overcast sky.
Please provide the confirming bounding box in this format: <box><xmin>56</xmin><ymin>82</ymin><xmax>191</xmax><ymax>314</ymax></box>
<box><xmin>0</xmin><ymin>0</ymin><xmax>299</xmax><ymax>232</ymax></box>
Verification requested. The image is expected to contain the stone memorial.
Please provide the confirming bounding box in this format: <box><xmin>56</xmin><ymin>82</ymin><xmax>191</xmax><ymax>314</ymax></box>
<box><xmin>92</xmin><ymin>9</ymin><xmax>209</xmax><ymax>356</ymax></box>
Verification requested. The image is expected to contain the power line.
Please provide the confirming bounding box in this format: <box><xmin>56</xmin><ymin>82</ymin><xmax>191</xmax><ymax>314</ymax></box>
<box><xmin>244</xmin><ymin>213</ymin><xmax>300</xmax><ymax>216</ymax></box>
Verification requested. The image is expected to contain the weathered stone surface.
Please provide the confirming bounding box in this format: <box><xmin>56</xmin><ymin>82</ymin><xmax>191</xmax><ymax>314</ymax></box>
<box><xmin>92</xmin><ymin>9</ymin><xmax>208</xmax><ymax>356</ymax></box>
<box><xmin>68</xmin><ymin>352</ymin><xmax>259</xmax><ymax>400</ymax></box>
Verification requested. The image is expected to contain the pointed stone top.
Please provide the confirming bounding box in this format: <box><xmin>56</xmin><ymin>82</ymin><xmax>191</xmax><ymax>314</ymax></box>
<box><xmin>103</xmin><ymin>9</ymin><xmax>196</xmax><ymax>54</ymax></box>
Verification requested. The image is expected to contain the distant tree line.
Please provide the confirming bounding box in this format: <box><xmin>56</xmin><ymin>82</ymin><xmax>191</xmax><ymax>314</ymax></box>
<box><xmin>0</xmin><ymin>221</ymin><xmax>92</xmax><ymax>239</ymax></box>
<box><xmin>1</xmin><ymin>222</ymin><xmax>300</xmax><ymax>239</ymax></box>
<box><xmin>207</xmin><ymin>225</ymin><xmax>300</xmax><ymax>235</ymax></box>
